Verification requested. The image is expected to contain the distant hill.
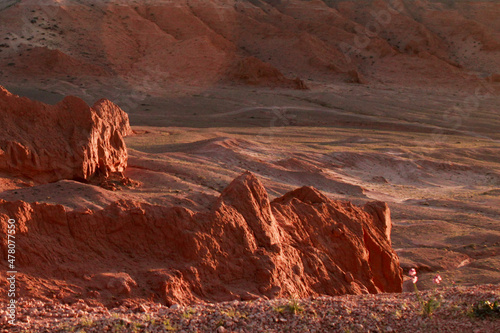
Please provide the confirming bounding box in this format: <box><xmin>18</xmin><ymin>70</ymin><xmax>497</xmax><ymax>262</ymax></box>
<box><xmin>0</xmin><ymin>0</ymin><xmax>498</xmax><ymax>89</ymax></box>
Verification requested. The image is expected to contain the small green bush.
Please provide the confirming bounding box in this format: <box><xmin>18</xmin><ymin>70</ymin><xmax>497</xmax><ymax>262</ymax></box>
<box><xmin>471</xmin><ymin>300</ymin><xmax>500</xmax><ymax>319</ymax></box>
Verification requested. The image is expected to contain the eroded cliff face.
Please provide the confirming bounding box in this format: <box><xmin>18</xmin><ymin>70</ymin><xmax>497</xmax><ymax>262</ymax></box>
<box><xmin>0</xmin><ymin>172</ymin><xmax>403</xmax><ymax>305</ymax></box>
<box><xmin>1</xmin><ymin>0</ymin><xmax>499</xmax><ymax>89</ymax></box>
<box><xmin>0</xmin><ymin>85</ymin><xmax>132</xmax><ymax>183</ymax></box>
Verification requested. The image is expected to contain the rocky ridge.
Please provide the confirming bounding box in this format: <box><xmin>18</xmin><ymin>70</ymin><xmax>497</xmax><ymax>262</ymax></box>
<box><xmin>0</xmin><ymin>171</ymin><xmax>403</xmax><ymax>306</ymax></box>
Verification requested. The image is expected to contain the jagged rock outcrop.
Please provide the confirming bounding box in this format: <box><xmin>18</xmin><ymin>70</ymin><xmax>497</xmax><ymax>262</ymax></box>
<box><xmin>0</xmin><ymin>85</ymin><xmax>132</xmax><ymax>183</ymax></box>
<box><xmin>0</xmin><ymin>172</ymin><xmax>403</xmax><ymax>305</ymax></box>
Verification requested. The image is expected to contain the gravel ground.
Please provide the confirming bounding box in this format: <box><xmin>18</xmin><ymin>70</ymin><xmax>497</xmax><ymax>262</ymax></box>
<box><xmin>1</xmin><ymin>285</ymin><xmax>499</xmax><ymax>332</ymax></box>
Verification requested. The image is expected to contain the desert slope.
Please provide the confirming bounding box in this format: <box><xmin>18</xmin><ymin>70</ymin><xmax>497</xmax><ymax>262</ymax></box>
<box><xmin>0</xmin><ymin>0</ymin><xmax>499</xmax><ymax>94</ymax></box>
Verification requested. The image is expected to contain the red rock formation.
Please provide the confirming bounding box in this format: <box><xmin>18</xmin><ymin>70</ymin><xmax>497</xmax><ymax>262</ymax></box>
<box><xmin>0</xmin><ymin>172</ymin><xmax>403</xmax><ymax>305</ymax></box>
<box><xmin>230</xmin><ymin>56</ymin><xmax>308</xmax><ymax>89</ymax></box>
<box><xmin>0</xmin><ymin>85</ymin><xmax>132</xmax><ymax>183</ymax></box>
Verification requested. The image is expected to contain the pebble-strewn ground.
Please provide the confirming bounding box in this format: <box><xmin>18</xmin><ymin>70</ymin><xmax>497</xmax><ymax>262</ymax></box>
<box><xmin>1</xmin><ymin>285</ymin><xmax>499</xmax><ymax>332</ymax></box>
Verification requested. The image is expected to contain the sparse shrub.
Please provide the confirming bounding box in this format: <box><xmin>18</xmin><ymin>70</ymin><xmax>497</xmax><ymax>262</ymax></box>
<box><xmin>161</xmin><ymin>319</ymin><xmax>177</xmax><ymax>331</ymax></box>
<box><xmin>409</xmin><ymin>268</ymin><xmax>442</xmax><ymax>317</ymax></box>
<box><xmin>221</xmin><ymin>307</ymin><xmax>247</xmax><ymax>319</ymax></box>
<box><xmin>273</xmin><ymin>304</ymin><xmax>285</xmax><ymax>314</ymax></box>
<box><xmin>215</xmin><ymin>318</ymin><xmax>225</xmax><ymax>328</ymax></box>
<box><xmin>79</xmin><ymin>317</ymin><xmax>95</xmax><ymax>327</ymax></box>
<box><xmin>181</xmin><ymin>307</ymin><xmax>197</xmax><ymax>319</ymax></box>
<box><xmin>274</xmin><ymin>299</ymin><xmax>304</xmax><ymax>315</ymax></box>
<box><xmin>130</xmin><ymin>321</ymin><xmax>142</xmax><ymax>333</ymax></box>
<box><xmin>470</xmin><ymin>300</ymin><xmax>500</xmax><ymax>319</ymax></box>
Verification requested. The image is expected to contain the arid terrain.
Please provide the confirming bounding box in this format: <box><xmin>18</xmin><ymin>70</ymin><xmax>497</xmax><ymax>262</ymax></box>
<box><xmin>0</xmin><ymin>0</ymin><xmax>499</xmax><ymax>331</ymax></box>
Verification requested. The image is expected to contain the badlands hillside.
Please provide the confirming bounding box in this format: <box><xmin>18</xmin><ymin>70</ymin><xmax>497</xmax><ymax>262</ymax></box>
<box><xmin>0</xmin><ymin>0</ymin><xmax>499</xmax><ymax>95</ymax></box>
<box><xmin>0</xmin><ymin>0</ymin><xmax>499</xmax><ymax>331</ymax></box>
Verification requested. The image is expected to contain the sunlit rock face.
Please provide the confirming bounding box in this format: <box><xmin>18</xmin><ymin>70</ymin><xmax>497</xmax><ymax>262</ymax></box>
<box><xmin>0</xmin><ymin>172</ymin><xmax>403</xmax><ymax>305</ymax></box>
<box><xmin>0</xmin><ymin>85</ymin><xmax>132</xmax><ymax>183</ymax></box>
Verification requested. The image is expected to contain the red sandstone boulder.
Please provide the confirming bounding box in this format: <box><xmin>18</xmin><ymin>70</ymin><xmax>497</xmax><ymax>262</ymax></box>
<box><xmin>0</xmin><ymin>85</ymin><xmax>132</xmax><ymax>183</ymax></box>
<box><xmin>0</xmin><ymin>172</ymin><xmax>403</xmax><ymax>305</ymax></box>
